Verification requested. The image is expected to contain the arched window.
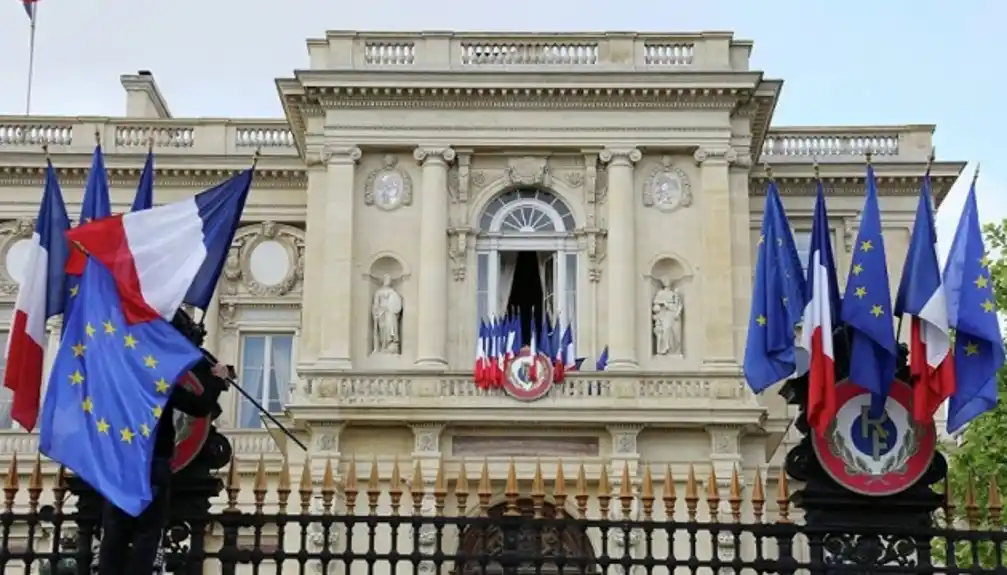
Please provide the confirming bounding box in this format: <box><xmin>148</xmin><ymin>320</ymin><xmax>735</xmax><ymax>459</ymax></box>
<box><xmin>475</xmin><ymin>188</ymin><xmax>579</xmax><ymax>344</ymax></box>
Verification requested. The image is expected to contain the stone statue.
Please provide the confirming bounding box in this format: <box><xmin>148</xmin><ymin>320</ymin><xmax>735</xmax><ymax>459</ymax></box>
<box><xmin>645</xmin><ymin>275</ymin><xmax>688</xmax><ymax>356</ymax></box>
<box><xmin>365</xmin><ymin>273</ymin><xmax>408</xmax><ymax>355</ymax></box>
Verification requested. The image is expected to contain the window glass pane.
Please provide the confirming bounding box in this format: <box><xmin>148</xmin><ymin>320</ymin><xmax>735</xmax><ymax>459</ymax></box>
<box><xmin>0</xmin><ymin>331</ymin><xmax>10</xmax><ymax>429</ymax></box>
<box><xmin>238</xmin><ymin>336</ymin><xmax>267</xmax><ymax>428</ymax></box>
<box><xmin>793</xmin><ymin>230</ymin><xmax>812</xmax><ymax>273</ymax></box>
<box><xmin>268</xmin><ymin>335</ymin><xmax>294</xmax><ymax>412</ymax></box>
<box><xmin>477</xmin><ymin>253</ymin><xmax>489</xmax><ymax>322</ymax></box>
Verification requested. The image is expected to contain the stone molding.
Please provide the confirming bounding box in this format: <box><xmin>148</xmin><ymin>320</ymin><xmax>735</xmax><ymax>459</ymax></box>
<box><xmin>413</xmin><ymin>147</ymin><xmax>456</xmax><ymax>165</ymax></box>
<box><xmin>599</xmin><ymin>148</ymin><xmax>642</xmax><ymax>166</ymax></box>
<box><xmin>219</xmin><ymin>221</ymin><xmax>305</xmax><ymax>300</ymax></box>
<box><xmin>0</xmin><ymin>165</ymin><xmax>306</xmax><ymax>189</ymax></box>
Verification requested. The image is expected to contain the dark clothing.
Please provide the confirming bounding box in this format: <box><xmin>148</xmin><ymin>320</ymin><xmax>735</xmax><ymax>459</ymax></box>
<box><xmin>98</xmin><ymin>378</ymin><xmax>220</xmax><ymax>575</ymax></box>
<box><xmin>152</xmin><ymin>379</ymin><xmax>218</xmax><ymax>458</ymax></box>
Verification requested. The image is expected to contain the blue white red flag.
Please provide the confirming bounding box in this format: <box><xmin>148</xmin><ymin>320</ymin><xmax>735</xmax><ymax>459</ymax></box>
<box><xmin>21</xmin><ymin>0</ymin><xmax>37</xmax><ymax>20</ymax></box>
<box><xmin>65</xmin><ymin>169</ymin><xmax>254</xmax><ymax>324</ymax></box>
<box><xmin>801</xmin><ymin>181</ymin><xmax>842</xmax><ymax>434</ymax></box>
<box><xmin>3</xmin><ymin>159</ymin><xmax>69</xmax><ymax>430</ymax></box>
<box><xmin>893</xmin><ymin>165</ymin><xmax>955</xmax><ymax>424</ymax></box>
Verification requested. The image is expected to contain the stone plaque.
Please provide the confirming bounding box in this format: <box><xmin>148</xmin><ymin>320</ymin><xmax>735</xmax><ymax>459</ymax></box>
<box><xmin>452</xmin><ymin>435</ymin><xmax>599</xmax><ymax>457</ymax></box>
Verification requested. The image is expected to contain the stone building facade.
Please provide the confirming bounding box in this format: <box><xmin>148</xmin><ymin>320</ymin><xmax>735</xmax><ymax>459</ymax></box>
<box><xmin>0</xmin><ymin>30</ymin><xmax>964</xmax><ymax>570</ymax></box>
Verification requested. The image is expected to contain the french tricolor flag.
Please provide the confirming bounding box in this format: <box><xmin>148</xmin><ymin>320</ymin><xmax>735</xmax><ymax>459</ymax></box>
<box><xmin>65</xmin><ymin>169</ymin><xmax>254</xmax><ymax>324</ymax></box>
<box><xmin>894</xmin><ymin>167</ymin><xmax>955</xmax><ymax>424</ymax></box>
<box><xmin>801</xmin><ymin>181</ymin><xmax>842</xmax><ymax>435</ymax></box>
<box><xmin>4</xmin><ymin>159</ymin><xmax>70</xmax><ymax>430</ymax></box>
<box><xmin>21</xmin><ymin>0</ymin><xmax>37</xmax><ymax>20</ymax></box>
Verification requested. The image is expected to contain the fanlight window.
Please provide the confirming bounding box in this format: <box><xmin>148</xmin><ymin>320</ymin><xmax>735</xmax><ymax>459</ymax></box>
<box><xmin>480</xmin><ymin>188</ymin><xmax>576</xmax><ymax>233</ymax></box>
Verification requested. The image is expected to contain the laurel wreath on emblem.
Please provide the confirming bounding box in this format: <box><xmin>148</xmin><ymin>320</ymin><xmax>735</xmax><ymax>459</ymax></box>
<box><xmin>826</xmin><ymin>418</ymin><xmax>919</xmax><ymax>477</ymax></box>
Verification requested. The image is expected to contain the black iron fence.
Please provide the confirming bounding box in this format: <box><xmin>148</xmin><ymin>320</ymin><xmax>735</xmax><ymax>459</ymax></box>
<box><xmin>1</xmin><ymin>456</ymin><xmax>1005</xmax><ymax>574</ymax></box>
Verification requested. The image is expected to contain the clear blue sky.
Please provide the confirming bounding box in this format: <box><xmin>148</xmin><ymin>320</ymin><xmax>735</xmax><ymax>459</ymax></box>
<box><xmin>0</xmin><ymin>0</ymin><xmax>1002</xmax><ymax>249</ymax></box>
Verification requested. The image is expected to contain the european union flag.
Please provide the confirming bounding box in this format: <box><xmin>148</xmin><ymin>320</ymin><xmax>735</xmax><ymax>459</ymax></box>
<box><xmin>39</xmin><ymin>258</ymin><xmax>202</xmax><ymax>516</ymax></box>
<box><xmin>130</xmin><ymin>148</ymin><xmax>155</xmax><ymax>212</ymax></box>
<box><xmin>943</xmin><ymin>174</ymin><xmax>1004</xmax><ymax>432</ymax></box>
<box><xmin>841</xmin><ymin>164</ymin><xmax>898</xmax><ymax>417</ymax></box>
<box><xmin>744</xmin><ymin>180</ymin><xmax>805</xmax><ymax>392</ymax></box>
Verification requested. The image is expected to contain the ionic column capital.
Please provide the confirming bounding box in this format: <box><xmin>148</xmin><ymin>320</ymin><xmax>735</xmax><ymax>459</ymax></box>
<box><xmin>599</xmin><ymin>147</ymin><xmax>642</xmax><ymax>166</ymax></box>
<box><xmin>325</xmin><ymin>145</ymin><xmax>362</xmax><ymax>165</ymax></box>
<box><xmin>693</xmin><ymin>147</ymin><xmax>737</xmax><ymax>166</ymax></box>
<box><xmin>414</xmin><ymin>146</ymin><xmax>456</xmax><ymax>165</ymax></box>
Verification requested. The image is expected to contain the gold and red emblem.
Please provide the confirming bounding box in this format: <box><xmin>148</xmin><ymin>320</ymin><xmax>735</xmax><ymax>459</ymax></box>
<box><xmin>170</xmin><ymin>370</ymin><xmax>211</xmax><ymax>473</ymax></box>
<box><xmin>502</xmin><ymin>348</ymin><xmax>554</xmax><ymax>402</ymax></box>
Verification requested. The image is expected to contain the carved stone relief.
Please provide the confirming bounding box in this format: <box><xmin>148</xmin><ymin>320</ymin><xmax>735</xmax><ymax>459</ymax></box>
<box><xmin>364</xmin><ymin>155</ymin><xmax>413</xmax><ymax>211</ymax></box>
<box><xmin>0</xmin><ymin>218</ymin><xmax>35</xmax><ymax>297</ymax></box>
<box><xmin>220</xmin><ymin>221</ymin><xmax>304</xmax><ymax>298</ymax></box>
<box><xmin>643</xmin><ymin>157</ymin><xmax>692</xmax><ymax>212</ymax></box>
<box><xmin>505</xmin><ymin>157</ymin><xmax>551</xmax><ymax>187</ymax></box>
<box><xmin>411</xmin><ymin>424</ymin><xmax>444</xmax><ymax>454</ymax></box>
<box><xmin>645</xmin><ymin>257</ymin><xmax>693</xmax><ymax>357</ymax></box>
<box><xmin>447</xmin><ymin>228</ymin><xmax>473</xmax><ymax>281</ymax></box>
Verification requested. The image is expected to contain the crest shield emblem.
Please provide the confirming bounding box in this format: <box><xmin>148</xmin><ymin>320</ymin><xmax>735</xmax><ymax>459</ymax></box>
<box><xmin>170</xmin><ymin>370</ymin><xmax>211</xmax><ymax>473</ymax></box>
<box><xmin>502</xmin><ymin>348</ymin><xmax>554</xmax><ymax>402</ymax></box>
<box><xmin>812</xmin><ymin>379</ymin><xmax>936</xmax><ymax>497</ymax></box>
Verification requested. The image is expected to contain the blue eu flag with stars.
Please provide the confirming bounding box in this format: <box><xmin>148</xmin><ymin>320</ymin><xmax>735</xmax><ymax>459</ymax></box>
<box><xmin>841</xmin><ymin>164</ymin><xmax>898</xmax><ymax>417</ymax></box>
<box><xmin>39</xmin><ymin>258</ymin><xmax>202</xmax><ymax>516</ymax></box>
<box><xmin>943</xmin><ymin>175</ymin><xmax>1004</xmax><ymax>432</ymax></box>
<box><xmin>744</xmin><ymin>180</ymin><xmax>806</xmax><ymax>392</ymax></box>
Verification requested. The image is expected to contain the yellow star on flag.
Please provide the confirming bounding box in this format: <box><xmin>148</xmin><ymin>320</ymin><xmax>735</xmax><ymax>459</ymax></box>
<box><xmin>68</xmin><ymin>370</ymin><xmax>84</xmax><ymax>385</ymax></box>
<box><xmin>123</xmin><ymin>334</ymin><xmax>138</xmax><ymax>349</ymax></box>
<box><xmin>975</xmin><ymin>275</ymin><xmax>989</xmax><ymax>289</ymax></box>
<box><xmin>756</xmin><ymin>315</ymin><xmax>767</xmax><ymax>326</ymax></box>
<box><xmin>854</xmin><ymin>286</ymin><xmax>867</xmax><ymax>299</ymax></box>
<box><xmin>852</xmin><ymin>263</ymin><xmax>863</xmax><ymax>276</ymax></box>
<box><xmin>981</xmin><ymin>254</ymin><xmax>992</xmax><ymax>269</ymax></box>
<box><xmin>860</xmin><ymin>240</ymin><xmax>873</xmax><ymax>252</ymax></box>
<box><xmin>964</xmin><ymin>341</ymin><xmax>980</xmax><ymax>356</ymax></box>
<box><xmin>155</xmin><ymin>378</ymin><xmax>170</xmax><ymax>394</ymax></box>
<box><xmin>144</xmin><ymin>355</ymin><xmax>158</xmax><ymax>369</ymax></box>
<box><xmin>982</xmin><ymin>299</ymin><xmax>995</xmax><ymax>313</ymax></box>
<box><xmin>103</xmin><ymin>320</ymin><xmax>116</xmax><ymax>335</ymax></box>
<box><xmin>870</xmin><ymin>304</ymin><xmax>884</xmax><ymax>318</ymax></box>
<box><xmin>96</xmin><ymin>418</ymin><xmax>110</xmax><ymax>434</ymax></box>
<box><xmin>71</xmin><ymin>342</ymin><xmax>86</xmax><ymax>357</ymax></box>
<box><xmin>69</xmin><ymin>284</ymin><xmax>79</xmax><ymax>298</ymax></box>
<box><xmin>85</xmin><ymin>323</ymin><xmax>96</xmax><ymax>338</ymax></box>
<box><xmin>120</xmin><ymin>427</ymin><xmax>136</xmax><ymax>444</ymax></box>
<box><xmin>152</xmin><ymin>405</ymin><xmax>163</xmax><ymax>419</ymax></box>
<box><xmin>140</xmin><ymin>423</ymin><xmax>151</xmax><ymax>438</ymax></box>
<box><xmin>81</xmin><ymin>397</ymin><xmax>94</xmax><ymax>413</ymax></box>
<box><xmin>758</xmin><ymin>234</ymin><xmax>765</xmax><ymax>245</ymax></box>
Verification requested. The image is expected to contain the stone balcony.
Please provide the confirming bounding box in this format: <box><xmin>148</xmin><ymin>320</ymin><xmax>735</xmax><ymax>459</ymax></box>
<box><xmin>289</xmin><ymin>371</ymin><xmax>768</xmax><ymax>427</ymax></box>
<box><xmin>0</xmin><ymin>116</ymin><xmax>934</xmax><ymax>165</ymax></box>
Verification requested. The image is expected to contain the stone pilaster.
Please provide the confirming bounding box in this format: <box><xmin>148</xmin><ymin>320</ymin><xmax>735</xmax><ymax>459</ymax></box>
<box><xmin>319</xmin><ymin>146</ymin><xmax>362</xmax><ymax>369</ymax></box>
<box><xmin>409</xmin><ymin>424</ymin><xmax>444</xmax><ymax>574</ymax></box>
<box><xmin>694</xmin><ymin>147</ymin><xmax>737</xmax><ymax>366</ymax></box>
<box><xmin>413</xmin><ymin>147</ymin><xmax>455</xmax><ymax>368</ymax></box>
<box><xmin>599</xmin><ymin>147</ymin><xmax>642</xmax><ymax>370</ymax></box>
<box><xmin>299</xmin><ymin>155</ymin><xmax>329</xmax><ymax>365</ymax></box>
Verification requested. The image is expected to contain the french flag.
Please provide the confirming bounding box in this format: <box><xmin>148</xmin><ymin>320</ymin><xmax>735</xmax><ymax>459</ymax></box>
<box><xmin>65</xmin><ymin>169</ymin><xmax>254</xmax><ymax>324</ymax></box>
<box><xmin>4</xmin><ymin>160</ymin><xmax>70</xmax><ymax>430</ymax></box>
<box><xmin>21</xmin><ymin>0</ymin><xmax>37</xmax><ymax>20</ymax></box>
<box><xmin>894</xmin><ymin>168</ymin><xmax>955</xmax><ymax>424</ymax></box>
<box><xmin>474</xmin><ymin>320</ymin><xmax>488</xmax><ymax>388</ymax></box>
<box><xmin>801</xmin><ymin>181</ymin><xmax>842</xmax><ymax>435</ymax></box>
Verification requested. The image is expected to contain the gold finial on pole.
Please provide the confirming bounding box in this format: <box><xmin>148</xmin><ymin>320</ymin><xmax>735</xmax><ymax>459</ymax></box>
<box><xmin>926</xmin><ymin>147</ymin><xmax>936</xmax><ymax>169</ymax></box>
<box><xmin>147</xmin><ymin>134</ymin><xmax>155</xmax><ymax>152</ymax></box>
<box><xmin>41</xmin><ymin>139</ymin><xmax>50</xmax><ymax>160</ymax></box>
<box><xmin>251</xmin><ymin>146</ymin><xmax>262</xmax><ymax>168</ymax></box>
<box><xmin>972</xmin><ymin>162</ymin><xmax>981</xmax><ymax>187</ymax></box>
<box><xmin>94</xmin><ymin>129</ymin><xmax>101</xmax><ymax>146</ymax></box>
<box><xmin>812</xmin><ymin>156</ymin><xmax>821</xmax><ymax>181</ymax></box>
<box><xmin>763</xmin><ymin>162</ymin><xmax>774</xmax><ymax>182</ymax></box>
<box><xmin>865</xmin><ymin>151</ymin><xmax>873</xmax><ymax>166</ymax></box>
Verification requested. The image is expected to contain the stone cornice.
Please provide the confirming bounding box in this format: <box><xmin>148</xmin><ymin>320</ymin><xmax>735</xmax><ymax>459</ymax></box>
<box><xmin>0</xmin><ymin>165</ymin><xmax>307</xmax><ymax>189</ymax></box>
<box><xmin>750</xmin><ymin>173</ymin><xmax>960</xmax><ymax>204</ymax></box>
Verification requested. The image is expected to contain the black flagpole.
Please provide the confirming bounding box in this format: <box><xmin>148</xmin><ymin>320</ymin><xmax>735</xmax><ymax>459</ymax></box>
<box><xmin>224</xmin><ymin>376</ymin><xmax>308</xmax><ymax>452</ymax></box>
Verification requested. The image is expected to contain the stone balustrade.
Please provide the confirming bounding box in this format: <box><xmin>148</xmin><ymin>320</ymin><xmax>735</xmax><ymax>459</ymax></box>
<box><xmin>761</xmin><ymin>125</ymin><xmax>935</xmax><ymax>163</ymax></box>
<box><xmin>0</xmin><ymin>117</ymin><xmax>298</xmax><ymax>156</ymax></box>
<box><xmin>307</xmin><ymin>31</ymin><xmax>748</xmax><ymax>70</ymax></box>
<box><xmin>0</xmin><ymin>428</ymin><xmax>281</xmax><ymax>461</ymax></box>
<box><xmin>294</xmin><ymin>371</ymin><xmax>762</xmax><ymax>425</ymax></box>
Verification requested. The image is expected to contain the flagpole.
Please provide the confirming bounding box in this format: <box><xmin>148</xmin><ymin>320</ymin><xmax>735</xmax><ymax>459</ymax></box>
<box><xmin>25</xmin><ymin>2</ymin><xmax>38</xmax><ymax>115</ymax></box>
<box><xmin>896</xmin><ymin>149</ymin><xmax>937</xmax><ymax>342</ymax></box>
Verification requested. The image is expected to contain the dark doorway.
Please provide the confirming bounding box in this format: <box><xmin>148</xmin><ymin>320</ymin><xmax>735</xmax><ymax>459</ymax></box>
<box><xmin>506</xmin><ymin>251</ymin><xmax>543</xmax><ymax>347</ymax></box>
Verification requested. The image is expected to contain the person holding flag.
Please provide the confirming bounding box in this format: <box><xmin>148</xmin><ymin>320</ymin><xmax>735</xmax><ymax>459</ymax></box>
<box><xmin>3</xmin><ymin>145</ymin><xmax>70</xmax><ymax>430</ymax></box>
<box><xmin>841</xmin><ymin>156</ymin><xmax>898</xmax><ymax>418</ymax></box>
<box><xmin>744</xmin><ymin>170</ymin><xmax>806</xmax><ymax>392</ymax></box>
<box><xmin>894</xmin><ymin>151</ymin><xmax>956</xmax><ymax>425</ymax></box>
<box><xmin>801</xmin><ymin>165</ymin><xmax>843</xmax><ymax>434</ymax></box>
<box><xmin>942</xmin><ymin>165</ymin><xmax>1005</xmax><ymax>432</ymax></box>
